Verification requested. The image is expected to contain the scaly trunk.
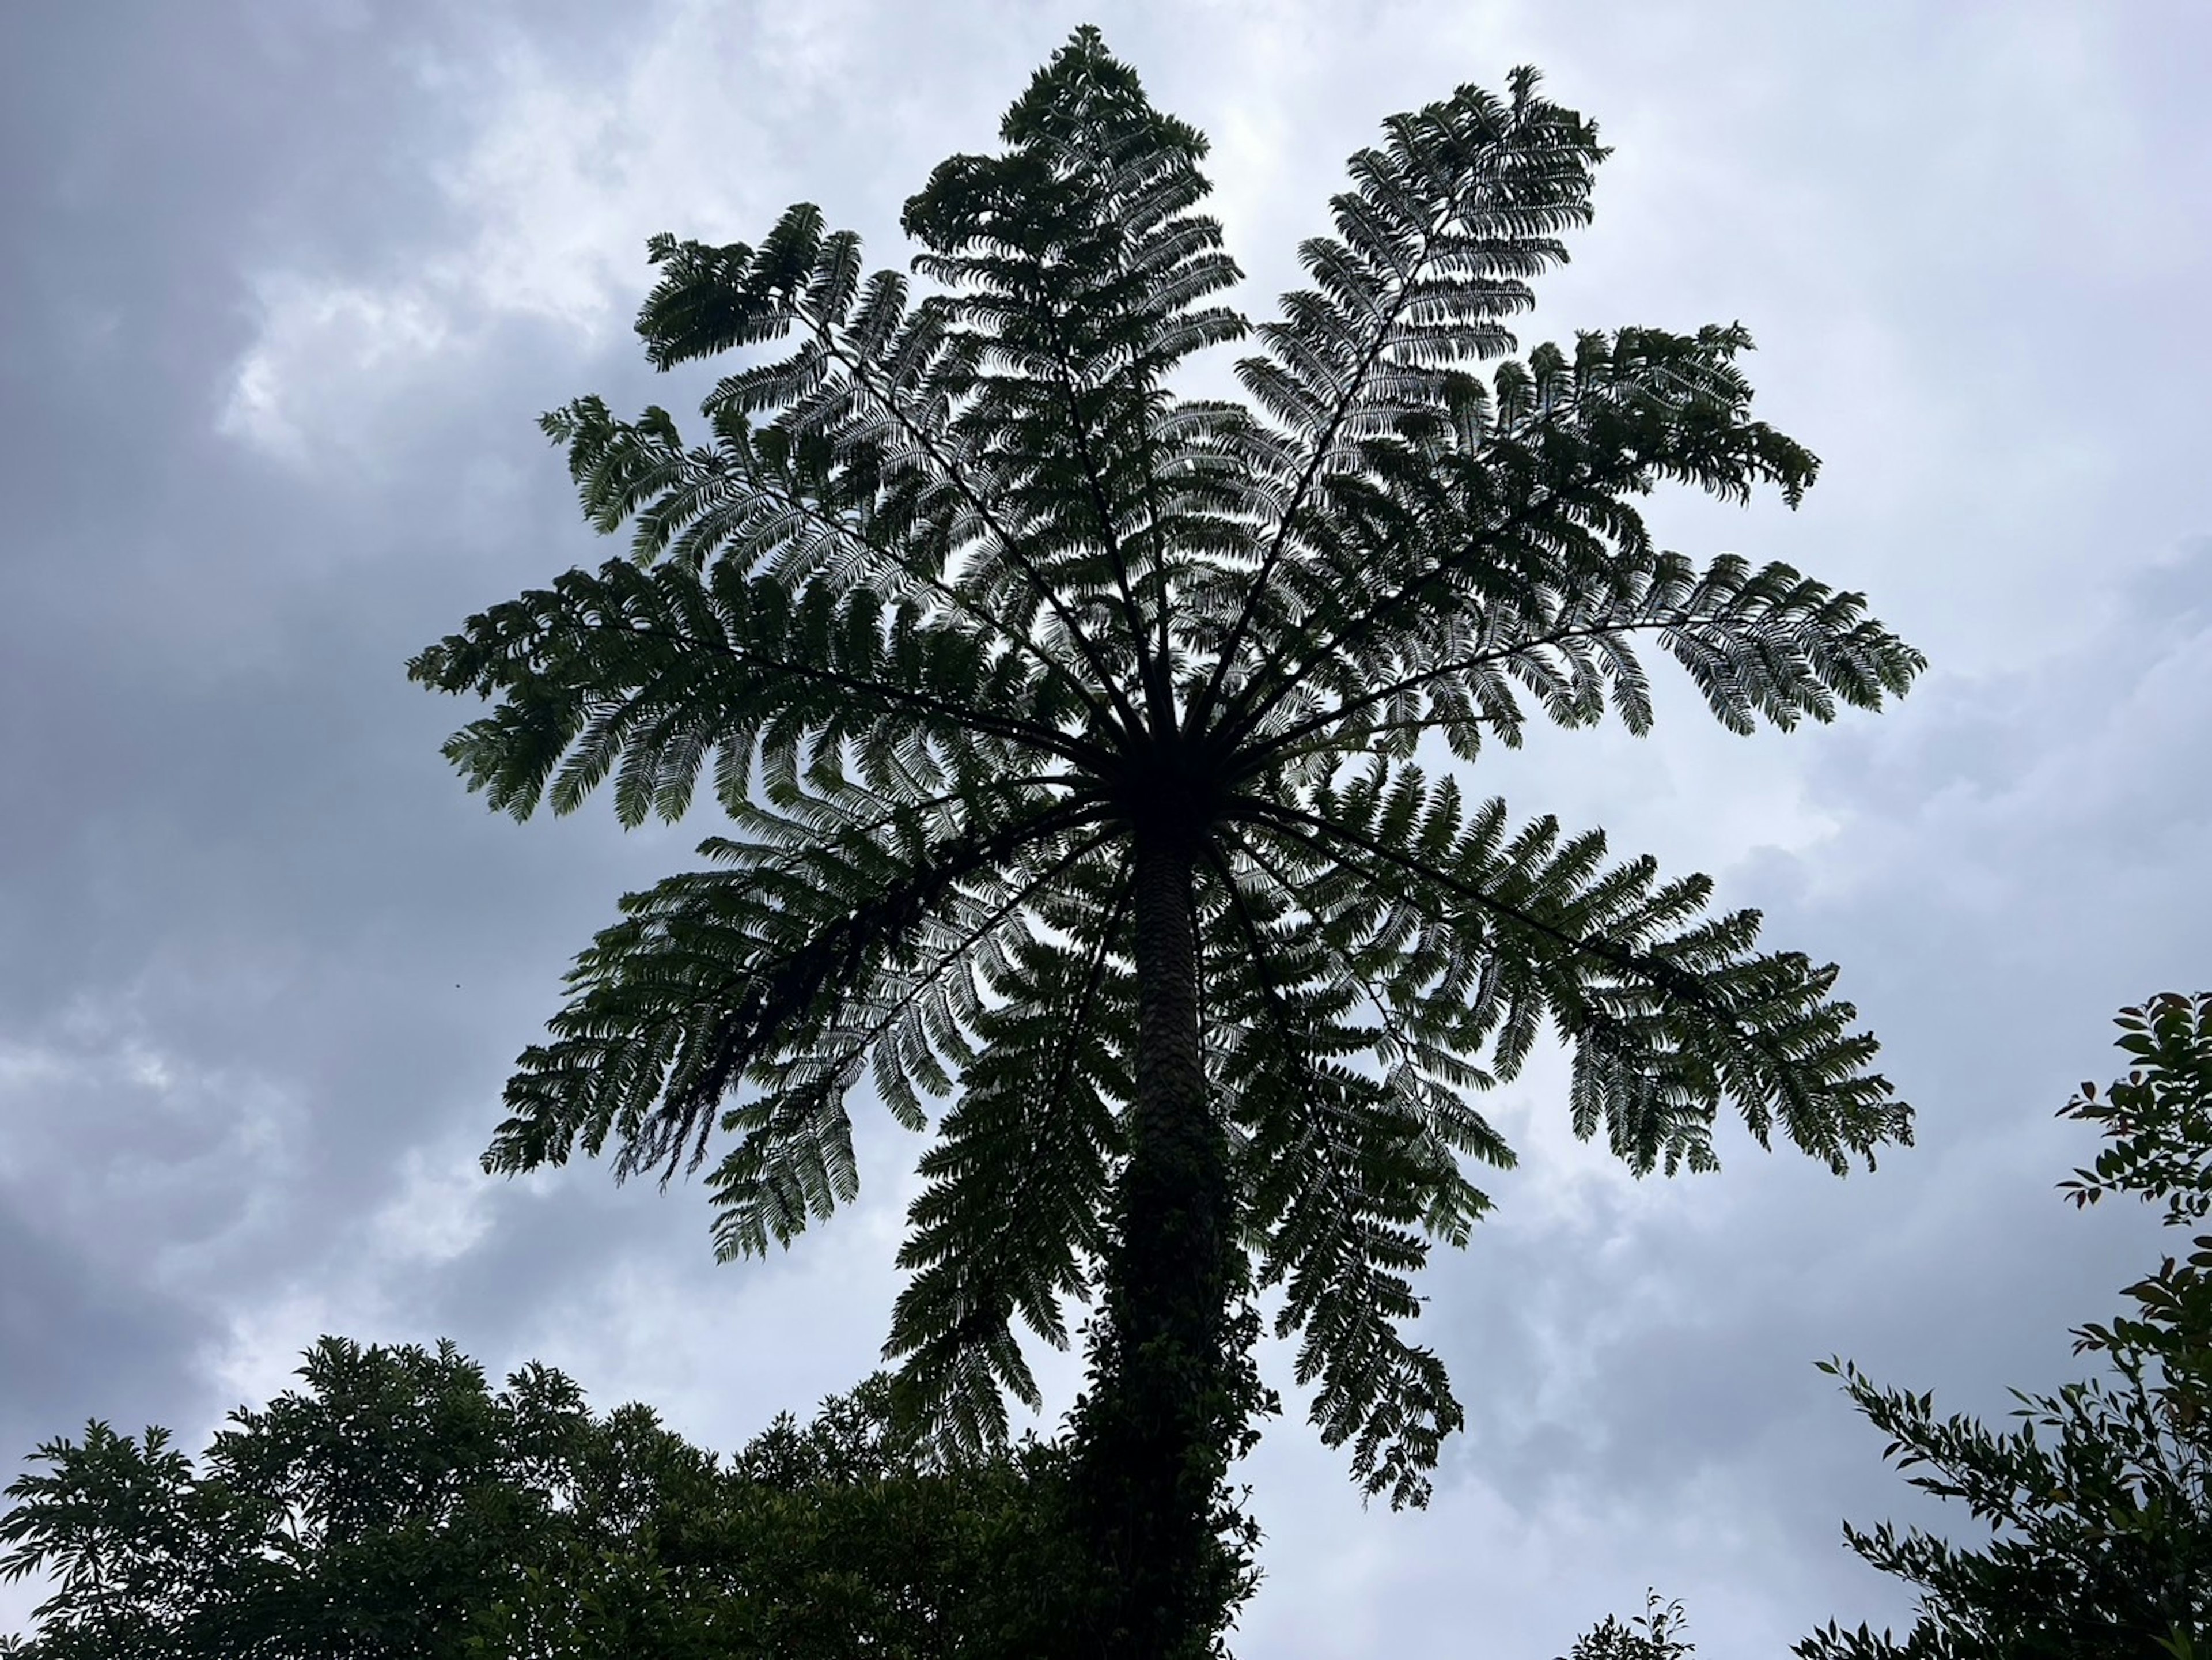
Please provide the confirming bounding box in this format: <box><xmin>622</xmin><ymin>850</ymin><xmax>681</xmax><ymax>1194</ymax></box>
<box><xmin>1073</xmin><ymin>832</ymin><xmax>1242</xmax><ymax>1659</ymax></box>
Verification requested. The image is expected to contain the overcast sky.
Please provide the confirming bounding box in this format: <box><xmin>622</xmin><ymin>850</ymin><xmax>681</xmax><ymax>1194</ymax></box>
<box><xmin>3</xmin><ymin>1</ymin><xmax>2209</xmax><ymax>1653</ymax></box>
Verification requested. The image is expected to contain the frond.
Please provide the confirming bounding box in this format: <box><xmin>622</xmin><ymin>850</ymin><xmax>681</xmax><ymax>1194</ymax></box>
<box><xmin>1215</xmin><ymin>323</ymin><xmax>1921</xmax><ymax>744</ymax></box>
<box><xmin>480</xmin><ymin>790</ymin><xmax>1109</xmax><ymax>1250</ymax></box>
<box><xmin>900</xmin><ymin>23</ymin><xmax>1256</xmax><ymax>714</ymax></box>
<box><xmin>1199</xmin><ymin>837</ymin><xmax>1506</xmax><ymax>1503</ymax></box>
<box><xmin>407</xmin><ymin>555</ymin><xmax>1098</xmax><ymax>828</ymax></box>
<box><xmin>887</xmin><ymin>863</ymin><xmax>1134</xmax><ymax>1453</ymax></box>
<box><xmin>1234</xmin><ymin>544</ymin><xmax>1925</xmax><ymax>772</ymax></box>
<box><xmin>1243</xmin><ymin>762</ymin><xmax>1911</xmax><ymax>1177</ymax></box>
<box><xmin>1194</xmin><ymin>67</ymin><xmax>1607</xmax><ymax>726</ymax></box>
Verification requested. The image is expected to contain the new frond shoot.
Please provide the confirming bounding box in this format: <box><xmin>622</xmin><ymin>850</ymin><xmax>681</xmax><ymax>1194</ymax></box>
<box><xmin>412</xmin><ymin>27</ymin><xmax>1919</xmax><ymax>1657</ymax></box>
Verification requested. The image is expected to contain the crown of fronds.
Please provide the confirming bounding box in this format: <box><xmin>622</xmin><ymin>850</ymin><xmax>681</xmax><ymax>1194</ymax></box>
<box><xmin>411</xmin><ymin>28</ymin><xmax>1921</xmax><ymax>1506</ymax></box>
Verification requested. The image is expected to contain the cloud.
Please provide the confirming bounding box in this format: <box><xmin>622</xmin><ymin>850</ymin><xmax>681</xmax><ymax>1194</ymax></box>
<box><xmin>218</xmin><ymin>277</ymin><xmax>454</xmax><ymax>462</ymax></box>
<box><xmin>209</xmin><ymin>0</ymin><xmax>955</xmax><ymax>468</ymax></box>
<box><xmin>3</xmin><ymin>2</ymin><xmax>2209</xmax><ymax>1653</ymax></box>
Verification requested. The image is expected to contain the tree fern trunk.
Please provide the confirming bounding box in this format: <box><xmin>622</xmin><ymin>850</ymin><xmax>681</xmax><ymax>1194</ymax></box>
<box><xmin>1075</xmin><ymin>832</ymin><xmax>1241</xmax><ymax>1659</ymax></box>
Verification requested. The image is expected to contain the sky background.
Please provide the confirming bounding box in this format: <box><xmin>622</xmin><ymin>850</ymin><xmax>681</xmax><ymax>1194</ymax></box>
<box><xmin>3</xmin><ymin>1</ymin><xmax>2208</xmax><ymax>1653</ymax></box>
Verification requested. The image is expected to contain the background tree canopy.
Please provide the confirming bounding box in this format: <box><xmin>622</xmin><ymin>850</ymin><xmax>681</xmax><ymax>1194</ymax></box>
<box><xmin>1800</xmin><ymin>993</ymin><xmax>2212</xmax><ymax>1659</ymax></box>
<box><xmin>0</xmin><ymin>1338</ymin><xmax>1092</xmax><ymax>1659</ymax></box>
<box><xmin>411</xmin><ymin>26</ymin><xmax>1920</xmax><ymax>1655</ymax></box>
<box><xmin>1561</xmin><ymin>1593</ymin><xmax>1696</xmax><ymax>1659</ymax></box>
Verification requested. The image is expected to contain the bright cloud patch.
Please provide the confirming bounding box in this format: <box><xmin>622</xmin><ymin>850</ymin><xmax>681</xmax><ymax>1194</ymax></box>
<box><xmin>218</xmin><ymin>276</ymin><xmax>452</xmax><ymax>462</ymax></box>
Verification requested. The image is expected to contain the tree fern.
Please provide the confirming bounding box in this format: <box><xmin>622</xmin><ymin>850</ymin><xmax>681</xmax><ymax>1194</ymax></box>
<box><xmin>413</xmin><ymin>29</ymin><xmax>1922</xmax><ymax>1655</ymax></box>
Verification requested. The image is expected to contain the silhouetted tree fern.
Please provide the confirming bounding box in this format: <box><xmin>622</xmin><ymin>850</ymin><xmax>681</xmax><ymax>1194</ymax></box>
<box><xmin>413</xmin><ymin>29</ymin><xmax>1921</xmax><ymax>1657</ymax></box>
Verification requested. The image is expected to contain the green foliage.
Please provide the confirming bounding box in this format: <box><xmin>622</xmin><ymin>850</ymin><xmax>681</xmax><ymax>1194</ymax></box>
<box><xmin>412</xmin><ymin>25</ymin><xmax>1917</xmax><ymax>1517</ymax></box>
<box><xmin>1561</xmin><ymin>1592</ymin><xmax>1696</xmax><ymax>1659</ymax></box>
<box><xmin>0</xmin><ymin>1339</ymin><xmax>1092</xmax><ymax>1658</ymax></box>
<box><xmin>1800</xmin><ymin>993</ymin><xmax>2212</xmax><ymax>1660</ymax></box>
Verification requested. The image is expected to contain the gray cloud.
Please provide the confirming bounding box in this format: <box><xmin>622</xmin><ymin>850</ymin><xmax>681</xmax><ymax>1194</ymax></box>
<box><xmin>3</xmin><ymin>1</ymin><xmax>2209</xmax><ymax>1653</ymax></box>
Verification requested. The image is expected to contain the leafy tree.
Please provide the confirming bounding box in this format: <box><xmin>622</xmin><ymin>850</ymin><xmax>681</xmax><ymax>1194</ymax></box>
<box><xmin>1561</xmin><ymin>1591</ymin><xmax>1696</xmax><ymax>1659</ymax></box>
<box><xmin>1800</xmin><ymin>993</ymin><xmax>2212</xmax><ymax>1659</ymax></box>
<box><xmin>0</xmin><ymin>1337</ymin><xmax>1087</xmax><ymax>1658</ymax></box>
<box><xmin>411</xmin><ymin>28</ymin><xmax>1920</xmax><ymax>1655</ymax></box>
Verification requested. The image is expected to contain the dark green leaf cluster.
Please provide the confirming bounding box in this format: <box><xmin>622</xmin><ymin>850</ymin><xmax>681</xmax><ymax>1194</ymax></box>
<box><xmin>1801</xmin><ymin>995</ymin><xmax>2212</xmax><ymax>1660</ymax></box>
<box><xmin>412</xmin><ymin>27</ymin><xmax>1918</xmax><ymax>1506</ymax></box>
<box><xmin>2062</xmin><ymin>993</ymin><xmax>2212</xmax><ymax>1226</ymax></box>
<box><xmin>1559</xmin><ymin>1592</ymin><xmax>1696</xmax><ymax>1659</ymax></box>
<box><xmin>0</xmin><ymin>1339</ymin><xmax>1097</xmax><ymax>1659</ymax></box>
